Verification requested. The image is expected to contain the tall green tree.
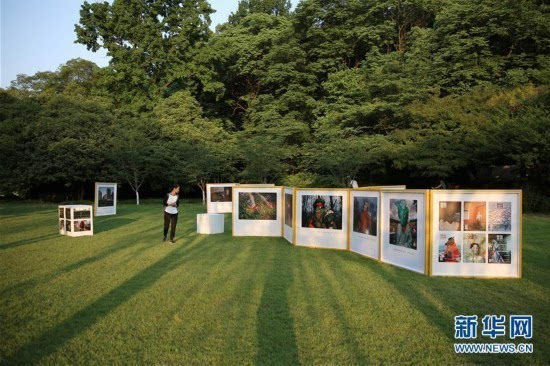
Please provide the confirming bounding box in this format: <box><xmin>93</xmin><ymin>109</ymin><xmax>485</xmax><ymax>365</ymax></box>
<box><xmin>228</xmin><ymin>0</ymin><xmax>292</xmax><ymax>24</ymax></box>
<box><xmin>153</xmin><ymin>91</ymin><xmax>236</xmax><ymax>203</ymax></box>
<box><xmin>75</xmin><ymin>0</ymin><xmax>214</xmax><ymax>108</ymax></box>
<box><xmin>110</xmin><ymin>118</ymin><xmax>159</xmax><ymax>205</ymax></box>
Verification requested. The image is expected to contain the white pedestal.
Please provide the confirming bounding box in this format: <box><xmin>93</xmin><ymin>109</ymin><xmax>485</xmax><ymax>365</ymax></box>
<box><xmin>197</xmin><ymin>213</ymin><xmax>224</xmax><ymax>234</ymax></box>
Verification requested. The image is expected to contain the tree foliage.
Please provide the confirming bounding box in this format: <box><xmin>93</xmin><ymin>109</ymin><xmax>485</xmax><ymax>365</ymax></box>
<box><xmin>1</xmin><ymin>0</ymin><xmax>549</xmax><ymax>210</ymax></box>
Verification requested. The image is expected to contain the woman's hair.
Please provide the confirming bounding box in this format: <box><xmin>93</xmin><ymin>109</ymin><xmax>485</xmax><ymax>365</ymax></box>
<box><xmin>169</xmin><ymin>184</ymin><xmax>180</xmax><ymax>192</ymax></box>
<box><xmin>470</xmin><ymin>242</ymin><xmax>479</xmax><ymax>249</ymax></box>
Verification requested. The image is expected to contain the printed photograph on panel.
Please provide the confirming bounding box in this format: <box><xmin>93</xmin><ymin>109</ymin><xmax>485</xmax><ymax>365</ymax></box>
<box><xmin>98</xmin><ymin>186</ymin><xmax>115</xmax><ymax>207</ymax></box>
<box><xmin>353</xmin><ymin>196</ymin><xmax>377</xmax><ymax>236</ymax></box>
<box><xmin>438</xmin><ymin>233</ymin><xmax>461</xmax><ymax>263</ymax></box>
<box><xmin>389</xmin><ymin>199</ymin><xmax>417</xmax><ymax>250</ymax></box>
<box><xmin>301</xmin><ymin>195</ymin><xmax>343</xmax><ymax>230</ymax></box>
<box><xmin>488</xmin><ymin>202</ymin><xmax>512</xmax><ymax>231</ymax></box>
<box><xmin>464</xmin><ymin>202</ymin><xmax>486</xmax><ymax>231</ymax></box>
<box><xmin>439</xmin><ymin>201</ymin><xmax>461</xmax><ymax>231</ymax></box>
<box><xmin>488</xmin><ymin>234</ymin><xmax>512</xmax><ymax>264</ymax></box>
<box><xmin>211</xmin><ymin>186</ymin><xmax>232</xmax><ymax>202</ymax></box>
<box><xmin>238</xmin><ymin>192</ymin><xmax>277</xmax><ymax>220</ymax></box>
<box><xmin>285</xmin><ymin>193</ymin><xmax>293</xmax><ymax>227</ymax></box>
<box><xmin>463</xmin><ymin>233</ymin><xmax>487</xmax><ymax>263</ymax></box>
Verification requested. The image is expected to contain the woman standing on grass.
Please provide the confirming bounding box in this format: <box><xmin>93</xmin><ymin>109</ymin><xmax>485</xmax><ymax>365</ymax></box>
<box><xmin>163</xmin><ymin>184</ymin><xmax>180</xmax><ymax>244</ymax></box>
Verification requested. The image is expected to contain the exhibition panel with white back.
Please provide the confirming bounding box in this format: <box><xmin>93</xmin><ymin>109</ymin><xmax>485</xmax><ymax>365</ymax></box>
<box><xmin>206</xmin><ymin>183</ymin><xmax>237</xmax><ymax>213</ymax></box>
<box><xmin>379</xmin><ymin>189</ymin><xmax>429</xmax><ymax>274</ymax></box>
<box><xmin>207</xmin><ymin>183</ymin><xmax>275</xmax><ymax>214</ymax></box>
<box><xmin>283</xmin><ymin>187</ymin><xmax>295</xmax><ymax>244</ymax></box>
<box><xmin>232</xmin><ymin>186</ymin><xmax>283</xmax><ymax>237</ymax></box>
<box><xmin>295</xmin><ymin>188</ymin><xmax>349</xmax><ymax>250</ymax></box>
<box><xmin>349</xmin><ymin>189</ymin><xmax>380</xmax><ymax>260</ymax></box>
<box><xmin>430</xmin><ymin>190</ymin><xmax>521</xmax><ymax>278</ymax></box>
<box><xmin>94</xmin><ymin>182</ymin><xmax>117</xmax><ymax>216</ymax></box>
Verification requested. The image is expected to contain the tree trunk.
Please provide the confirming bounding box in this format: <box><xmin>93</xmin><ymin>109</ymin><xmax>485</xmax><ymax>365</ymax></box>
<box><xmin>136</xmin><ymin>190</ymin><xmax>140</xmax><ymax>205</ymax></box>
<box><xmin>198</xmin><ymin>180</ymin><xmax>206</xmax><ymax>205</ymax></box>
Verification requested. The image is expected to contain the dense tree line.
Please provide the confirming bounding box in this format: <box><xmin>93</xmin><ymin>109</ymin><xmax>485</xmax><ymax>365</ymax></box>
<box><xmin>1</xmin><ymin>0</ymin><xmax>549</xmax><ymax>210</ymax></box>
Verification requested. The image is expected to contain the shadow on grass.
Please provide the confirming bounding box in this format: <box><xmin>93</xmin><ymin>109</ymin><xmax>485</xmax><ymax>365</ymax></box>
<box><xmin>312</xmin><ymin>251</ymin><xmax>371</xmax><ymax>364</ymax></box>
<box><xmin>0</xmin><ymin>233</ymin><xmax>59</xmax><ymax>251</ymax></box>
<box><xmin>3</xmin><ymin>236</ymin><xmax>211</xmax><ymax>364</ymax></box>
<box><xmin>335</xmin><ymin>253</ymin><xmax>535</xmax><ymax>364</ymax></box>
<box><xmin>292</xmin><ymin>248</ymin><xmax>372</xmax><ymax>364</ymax></box>
<box><xmin>0</xmin><ymin>225</ymin><xmax>162</xmax><ymax>298</ymax></box>
<box><xmin>93</xmin><ymin>217</ymin><xmax>137</xmax><ymax>234</ymax></box>
<box><xmin>255</xmin><ymin>243</ymin><xmax>299</xmax><ymax>365</ymax></box>
<box><xmin>1</xmin><ymin>215</ymin><xmax>199</xmax><ymax>299</ymax></box>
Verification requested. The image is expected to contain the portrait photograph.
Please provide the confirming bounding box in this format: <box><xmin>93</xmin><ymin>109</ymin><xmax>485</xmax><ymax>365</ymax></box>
<box><xmin>389</xmin><ymin>199</ymin><xmax>417</xmax><ymax>250</ymax></box>
<box><xmin>285</xmin><ymin>193</ymin><xmax>293</xmax><ymax>227</ymax></box>
<box><xmin>463</xmin><ymin>202</ymin><xmax>486</xmax><ymax>231</ymax></box>
<box><xmin>438</xmin><ymin>233</ymin><xmax>461</xmax><ymax>263</ymax></box>
<box><xmin>301</xmin><ymin>195</ymin><xmax>342</xmax><ymax>230</ymax></box>
<box><xmin>65</xmin><ymin>208</ymin><xmax>71</xmax><ymax>219</ymax></box>
<box><xmin>238</xmin><ymin>192</ymin><xmax>277</xmax><ymax>220</ymax></box>
<box><xmin>488</xmin><ymin>202</ymin><xmax>512</xmax><ymax>231</ymax></box>
<box><xmin>59</xmin><ymin>208</ymin><xmax>64</xmax><ymax>219</ymax></box>
<box><xmin>65</xmin><ymin>220</ymin><xmax>71</xmax><ymax>232</ymax></box>
<box><xmin>439</xmin><ymin>201</ymin><xmax>461</xmax><ymax>231</ymax></box>
<box><xmin>353</xmin><ymin>196</ymin><xmax>377</xmax><ymax>236</ymax></box>
<box><xmin>74</xmin><ymin>220</ymin><xmax>92</xmax><ymax>232</ymax></box>
<box><xmin>211</xmin><ymin>186</ymin><xmax>232</xmax><ymax>202</ymax></box>
<box><xmin>463</xmin><ymin>233</ymin><xmax>487</xmax><ymax>263</ymax></box>
<box><xmin>488</xmin><ymin>234</ymin><xmax>512</xmax><ymax>264</ymax></box>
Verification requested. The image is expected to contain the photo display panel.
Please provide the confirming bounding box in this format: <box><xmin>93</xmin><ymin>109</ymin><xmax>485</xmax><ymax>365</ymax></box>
<box><xmin>380</xmin><ymin>191</ymin><xmax>427</xmax><ymax>274</ymax></box>
<box><xmin>350</xmin><ymin>190</ymin><xmax>380</xmax><ymax>260</ymax></box>
<box><xmin>95</xmin><ymin>182</ymin><xmax>117</xmax><ymax>216</ymax></box>
<box><xmin>431</xmin><ymin>190</ymin><xmax>521</xmax><ymax>277</ymax></box>
<box><xmin>283</xmin><ymin>187</ymin><xmax>294</xmax><ymax>243</ymax></box>
<box><xmin>207</xmin><ymin>183</ymin><xmax>237</xmax><ymax>213</ymax></box>
<box><xmin>295</xmin><ymin>189</ymin><xmax>349</xmax><ymax>249</ymax></box>
<box><xmin>232</xmin><ymin>186</ymin><xmax>283</xmax><ymax>236</ymax></box>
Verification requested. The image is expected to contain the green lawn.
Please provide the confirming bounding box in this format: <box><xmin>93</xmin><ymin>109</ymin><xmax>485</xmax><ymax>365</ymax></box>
<box><xmin>0</xmin><ymin>200</ymin><xmax>548</xmax><ymax>365</ymax></box>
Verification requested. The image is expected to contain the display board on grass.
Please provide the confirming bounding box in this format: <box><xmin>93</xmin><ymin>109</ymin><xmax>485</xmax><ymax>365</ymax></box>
<box><xmin>232</xmin><ymin>186</ymin><xmax>283</xmax><ymax>236</ymax></box>
<box><xmin>283</xmin><ymin>187</ymin><xmax>295</xmax><ymax>244</ymax></box>
<box><xmin>430</xmin><ymin>190</ymin><xmax>522</xmax><ymax>278</ymax></box>
<box><xmin>350</xmin><ymin>189</ymin><xmax>380</xmax><ymax>259</ymax></box>
<box><xmin>380</xmin><ymin>190</ymin><xmax>428</xmax><ymax>274</ymax></box>
<box><xmin>207</xmin><ymin>183</ymin><xmax>237</xmax><ymax>213</ymax></box>
<box><xmin>59</xmin><ymin>205</ymin><xmax>94</xmax><ymax>237</ymax></box>
<box><xmin>94</xmin><ymin>182</ymin><xmax>117</xmax><ymax>216</ymax></box>
<box><xmin>295</xmin><ymin>189</ymin><xmax>349</xmax><ymax>249</ymax></box>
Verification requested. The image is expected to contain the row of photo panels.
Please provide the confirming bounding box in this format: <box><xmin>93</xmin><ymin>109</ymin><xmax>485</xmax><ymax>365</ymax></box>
<box><xmin>229</xmin><ymin>186</ymin><xmax>521</xmax><ymax>278</ymax></box>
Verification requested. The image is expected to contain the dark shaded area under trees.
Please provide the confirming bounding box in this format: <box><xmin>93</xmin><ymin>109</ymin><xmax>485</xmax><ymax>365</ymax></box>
<box><xmin>1</xmin><ymin>0</ymin><xmax>549</xmax><ymax>211</ymax></box>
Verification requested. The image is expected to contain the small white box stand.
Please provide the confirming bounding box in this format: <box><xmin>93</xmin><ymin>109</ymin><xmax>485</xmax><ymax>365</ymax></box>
<box><xmin>197</xmin><ymin>213</ymin><xmax>224</xmax><ymax>234</ymax></box>
<box><xmin>58</xmin><ymin>205</ymin><xmax>94</xmax><ymax>237</ymax></box>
